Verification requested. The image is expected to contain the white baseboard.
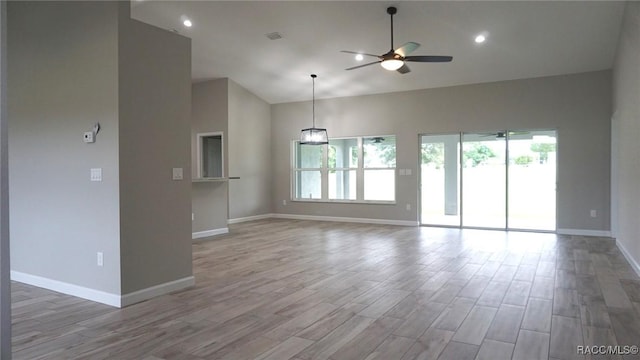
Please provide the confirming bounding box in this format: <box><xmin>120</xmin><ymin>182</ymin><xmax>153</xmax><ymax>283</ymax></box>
<box><xmin>11</xmin><ymin>271</ymin><xmax>121</xmax><ymax>307</ymax></box>
<box><xmin>557</xmin><ymin>228</ymin><xmax>612</xmax><ymax>237</ymax></box>
<box><xmin>121</xmin><ymin>276</ymin><xmax>195</xmax><ymax>307</ymax></box>
<box><xmin>273</xmin><ymin>213</ymin><xmax>419</xmax><ymax>227</ymax></box>
<box><xmin>616</xmin><ymin>240</ymin><xmax>640</xmax><ymax>277</ymax></box>
<box><xmin>228</xmin><ymin>213</ymin><xmax>275</xmax><ymax>224</ymax></box>
<box><xmin>11</xmin><ymin>271</ymin><xmax>196</xmax><ymax>308</ymax></box>
<box><xmin>192</xmin><ymin>228</ymin><xmax>229</xmax><ymax>239</ymax></box>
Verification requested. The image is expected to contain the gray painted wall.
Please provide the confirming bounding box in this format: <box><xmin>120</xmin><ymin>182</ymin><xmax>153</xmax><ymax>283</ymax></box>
<box><xmin>0</xmin><ymin>1</ymin><xmax>10</xmax><ymax>356</ymax></box>
<box><xmin>228</xmin><ymin>79</ymin><xmax>272</xmax><ymax>220</ymax></box>
<box><xmin>8</xmin><ymin>1</ymin><xmax>122</xmax><ymax>294</ymax></box>
<box><xmin>272</xmin><ymin>71</ymin><xmax>612</xmax><ymax>231</ymax></box>
<box><xmin>9</xmin><ymin>1</ymin><xmax>193</xmax><ymax>299</ymax></box>
<box><xmin>191</xmin><ymin>80</ymin><xmax>228</xmax><ymax>233</ymax></box>
<box><xmin>118</xmin><ymin>11</ymin><xmax>193</xmax><ymax>294</ymax></box>
<box><xmin>612</xmin><ymin>2</ymin><xmax>640</xmax><ymax>268</ymax></box>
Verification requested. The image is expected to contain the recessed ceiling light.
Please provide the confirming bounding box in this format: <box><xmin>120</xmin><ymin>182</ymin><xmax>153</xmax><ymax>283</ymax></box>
<box><xmin>183</xmin><ymin>19</ymin><xmax>193</xmax><ymax>28</ymax></box>
<box><xmin>355</xmin><ymin>54</ymin><xmax>364</xmax><ymax>61</ymax></box>
<box><xmin>475</xmin><ymin>34</ymin><xmax>486</xmax><ymax>43</ymax></box>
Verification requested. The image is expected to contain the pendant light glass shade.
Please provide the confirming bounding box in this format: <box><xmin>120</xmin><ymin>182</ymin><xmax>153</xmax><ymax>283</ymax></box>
<box><xmin>299</xmin><ymin>74</ymin><xmax>328</xmax><ymax>145</ymax></box>
<box><xmin>300</xmin><ymin>127</ymin><xmax>328</xmax><ymax>144</ymax></box>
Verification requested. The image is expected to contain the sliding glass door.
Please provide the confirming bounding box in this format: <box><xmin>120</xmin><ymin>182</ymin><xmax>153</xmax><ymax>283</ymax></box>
<box><xmin>420</xmin><ymin>134</ymin><xmax>460</xmax><ymax>226</ymax></box>
<box><xmin>420</xmin><ymin>130</ymin><xmax>556</xmax><ymax>231</ymax></box>
<box><xmin>462</xmin><ymin>132</ymin><xmax>507</xmax><ymax>228</ymax></box>
<box><xmin>507</xmin><ymin>130</ymin><xmax>556</xmax><ymax>230</ymax></box>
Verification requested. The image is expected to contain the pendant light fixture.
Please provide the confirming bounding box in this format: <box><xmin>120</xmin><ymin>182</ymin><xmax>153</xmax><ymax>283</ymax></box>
<box><xmin>300</xmin><ymin>74</ymin><xmax>328</xmax><ymax>145</ymax></box>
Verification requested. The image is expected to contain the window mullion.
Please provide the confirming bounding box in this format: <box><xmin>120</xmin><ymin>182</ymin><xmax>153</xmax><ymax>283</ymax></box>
<box><xmin>357</xmin><ymin>137</ymin><xmax>364</xmax><ymax>201</ymax></box>
<box><xmin>321</xmin><ymin>144</ymin><xmax>328</xmax><ymax>200</ymax></box>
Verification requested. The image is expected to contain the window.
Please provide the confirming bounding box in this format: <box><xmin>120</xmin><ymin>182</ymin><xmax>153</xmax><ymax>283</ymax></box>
<box><xmin>294</xmin><ymin>143</ymin><xmax>322</xmax><ymax>199</ymax></box>
<box><xmin>328</xmin><ymin>139</ymin><xmax>357</xmax><ymax>200</ymax></box>
<box><xmin>292</xmin><ymin>136</ymin><xmax>396</xmax><ymax>202</ymax></box>
<box><xmin>363</xmin><ymin>136</ymin><xmax>396</xmax><ymax>201</ymax></box>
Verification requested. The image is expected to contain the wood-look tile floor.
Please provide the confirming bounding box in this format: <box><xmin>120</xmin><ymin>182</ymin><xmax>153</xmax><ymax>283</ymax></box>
<box><xmin>11</xmin><ymin>219</ymin><xmax>640</xmax><ymax>360</ymax></box>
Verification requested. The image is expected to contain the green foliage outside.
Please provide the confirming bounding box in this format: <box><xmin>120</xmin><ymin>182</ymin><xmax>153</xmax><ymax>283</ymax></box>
<box><xmin>515</xmin><ymin>155</ymin><xmax>533</xmax><ymax>166</ymax></box>
<box><xmin>530</xmin><ymin>143</ymin><xmax>556</xmax><ymax>163</ymax></box>
<box><xmin>464</xmin><ymin>143</ymin><xmax>496</xmax><ymax>167</ymax></box>
<box><xmin>379</xmin><ymin>144</ymin><xmax>396</xmax><ymax>167</ymax></box>
<box><xmin>364</xmin><ymin>139</ymin><xmax>396</xmax><ymax>167</ymax></box>
<box><xmin>328</xmin><ymin>146</ymin><xmax>336</xmax><ymax>168</ymax></box>
<box><xmin>421</xmin><ymin>143</ymin><xmax>444</xmax><ymax>168</ymax></box>
<box><xmin>328</xmin><ymin>144</ymin><xmax>358</xmax><ymax>168</ymax></box>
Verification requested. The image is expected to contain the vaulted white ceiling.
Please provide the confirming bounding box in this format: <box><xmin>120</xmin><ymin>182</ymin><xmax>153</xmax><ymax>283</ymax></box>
<box><xmin>131</xmin><ymin>1</ymin><xmax>625</xmax><ymax>104</ymax></box>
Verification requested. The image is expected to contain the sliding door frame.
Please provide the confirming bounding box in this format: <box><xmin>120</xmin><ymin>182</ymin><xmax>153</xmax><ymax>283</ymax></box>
<box><xmin>418</xmin><ymin>132</ymin><xmax>462</xmax><ymax>229</ymax></box>
<box><xmin>419</xmin><ymin>129</ymin><xmax>558</xmax><ymax>233</ymax></box>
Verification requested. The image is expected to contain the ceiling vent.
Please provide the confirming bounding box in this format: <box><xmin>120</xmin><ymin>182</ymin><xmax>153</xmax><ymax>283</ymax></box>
<box><xmin>265</xmin><ymin>32</ymin><xmax>283</xmax><ymax>40</ymax></box>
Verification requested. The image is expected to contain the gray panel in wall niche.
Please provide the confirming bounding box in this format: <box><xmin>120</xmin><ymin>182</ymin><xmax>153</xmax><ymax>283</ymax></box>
<box><xmin>199</xmin><ymin>133</ymin><xmax>223</xmax><ymax>178</ymax></box>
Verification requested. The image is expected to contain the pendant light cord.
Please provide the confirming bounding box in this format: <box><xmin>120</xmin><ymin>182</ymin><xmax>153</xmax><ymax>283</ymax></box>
<box><xmin>311</xmin><ymin>74</ymin><xmax>317</xmax><ymax>128</ymax></box>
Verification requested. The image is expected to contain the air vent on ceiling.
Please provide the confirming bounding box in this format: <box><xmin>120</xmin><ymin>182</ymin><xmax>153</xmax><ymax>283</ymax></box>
<box><xmin>265</xmin><ymin>32</ymin><xmax>283</xmax><ymax>40</ymax></box>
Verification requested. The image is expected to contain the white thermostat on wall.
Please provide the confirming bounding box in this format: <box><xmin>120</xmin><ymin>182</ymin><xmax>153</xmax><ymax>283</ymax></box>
<box><xmin>83</xmin><ymin>123</ymin><xmax>100</xmax><ymax>143</ymax></box>
<box><xmin>83</xmin><ymin>131</ymin><xmax>95</xmax><ymax>143</ymax></box>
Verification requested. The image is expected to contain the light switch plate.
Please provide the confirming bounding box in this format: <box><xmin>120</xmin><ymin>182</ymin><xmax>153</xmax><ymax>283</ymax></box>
<box><xmin>90</xmin><ymin>168</ymin><xmax>102</xmax><ymax>182</ymax></box>
<box><xmin>405</xmin><ymin>168</ymin><xmax>412</xmax><ymax>175</ymax></box>
<box><xmin>399</xmin><ymin>169</ymin><xmax>406</xmax><ymax>176</ymax></box>
<box><xmin>172</xmin><ymin>168</ymin><xmax>183</xmax><ymax>180</ymax></box>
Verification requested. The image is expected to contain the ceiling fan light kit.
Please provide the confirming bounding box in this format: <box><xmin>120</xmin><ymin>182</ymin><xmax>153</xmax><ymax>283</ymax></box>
<box><xmin>300</xmin><ymin>74</ymin><xmax>328</xmax><ymax>145</ymax></box>
<box><xmin>381</xmin><ymin>58</ymin><xmax>404</xmax><ymax>71</ymax></box>
<box><xmin>341</xmin><ymin>6</ymin><xmax>452</xmax><ymax>74</ymax></box>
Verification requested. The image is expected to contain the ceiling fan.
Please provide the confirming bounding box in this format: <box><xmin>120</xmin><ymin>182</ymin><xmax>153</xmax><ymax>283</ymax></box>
<box><xmin>341</xmin><ymin>6</ymin><xmax>452</xmax><ymax>74</ymax></box>
<box><xmin>482</xmin><ymin>131</ymin><xmax>530</xmax><ymax>139</ymax></box>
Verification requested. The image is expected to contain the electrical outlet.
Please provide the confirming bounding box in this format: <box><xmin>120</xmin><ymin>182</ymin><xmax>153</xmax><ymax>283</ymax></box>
<box><xmin>590</xmin><ymin>210</ymin><xmax>597</xmax><ymax>218</ymax></box>
<box><xmin>406</xmin><ymin>203</ymin><xmax>411</xmax><ymax>211</ymax></box>
<box><xmin>282</xmin><ymin>200</ymin><xmax>287</xmax><ymax>206</ymax></box>
<box><xmin>97</xmin><ymin>252</ymin><xmax>103</xmax><ymax>267</ymax></box>
<box><xmin>405</xmin><ymin>168</ymin><xmax>412</xmax><ymax>176</ymax></box>
<box><xmin>191</xmin><ymin>213</ymin><xmax>194</xmax><ymax>221</ymax></box>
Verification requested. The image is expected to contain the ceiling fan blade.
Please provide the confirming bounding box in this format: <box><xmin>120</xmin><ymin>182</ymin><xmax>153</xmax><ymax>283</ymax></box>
<box><xmin>345</xmin><ymin>61</ymin><xmax>381</xmax><ymax>71</ymax></box>
<box><xmin>395</xmin><ymin>42</ymin><xmax>420</xmax><ymax>57</ymax></box>
<box><xmin>341</xmin><ymin>50</ymin><xmax>382</xmax><ymax>59</ymax></box>
<box><xmin>405</xmin><ymin>55</ymin><xmax>453</xmax><ymax>63</ymax></box>
<box><xmin>397</xmin><ymin>63</ymin><xmax>411</xmax><ymax>74</ymax></box>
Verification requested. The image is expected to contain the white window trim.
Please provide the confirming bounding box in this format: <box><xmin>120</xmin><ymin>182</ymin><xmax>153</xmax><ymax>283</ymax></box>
<box><xmin>196</xmin><ymin>131</ymin><xmax>224</xmax><ymax>179</ymax></box>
